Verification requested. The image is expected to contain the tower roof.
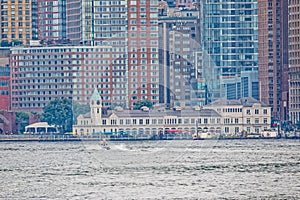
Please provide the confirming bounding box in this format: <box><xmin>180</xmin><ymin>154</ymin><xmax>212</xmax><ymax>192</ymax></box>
<box><xmin>90</xmin><ymin>88</ymin><xmax>102</xmax><ymax>102</ymax></box>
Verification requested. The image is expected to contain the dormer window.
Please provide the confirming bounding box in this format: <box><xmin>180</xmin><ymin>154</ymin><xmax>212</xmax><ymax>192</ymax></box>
<box><xmin>97</xmin><ymin>100</ymin><xmax>101</xmax><ymax>105</ymax></box>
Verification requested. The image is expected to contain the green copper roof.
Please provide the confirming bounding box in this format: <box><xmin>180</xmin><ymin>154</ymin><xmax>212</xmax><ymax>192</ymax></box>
<box><xmin>90</xmin><ymin>88</ymin><xmax>102</xmax><ymax>102</ymax></box>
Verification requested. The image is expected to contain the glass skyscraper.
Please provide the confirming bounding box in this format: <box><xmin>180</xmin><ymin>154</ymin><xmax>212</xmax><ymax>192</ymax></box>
<box><xmin>202</xmin><ymin>0</ymin><xmax>259</xmax><ymax>101</ymax></box>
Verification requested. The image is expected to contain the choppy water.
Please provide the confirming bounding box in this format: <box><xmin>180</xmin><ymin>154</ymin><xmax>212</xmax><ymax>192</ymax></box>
<box><xmin>0</xmin><ymin>140</ymin><xmax>299</xmax><ymax>199</ymax></box>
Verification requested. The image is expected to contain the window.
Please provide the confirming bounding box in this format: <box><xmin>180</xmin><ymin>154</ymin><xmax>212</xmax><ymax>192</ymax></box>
<box><xmin>152</xmin><ymin>119</ymin><xmax>156</xmax><ymax>124</ymax></box>
<box><xmin>225</xmin><ymin>127</ymin><xmax>229</xmax><ymax>133</ymax></box>
<box><xmin>255</xmin><ymin>109</ymin><xmax>259</xmax><ymax>114</ymax></box>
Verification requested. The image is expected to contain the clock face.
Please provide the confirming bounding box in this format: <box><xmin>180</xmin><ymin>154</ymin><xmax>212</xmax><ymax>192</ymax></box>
<box><xmin>97</xmin><ymin>100</ymin><xmax>101</xmax><ymax>105</ymax></box>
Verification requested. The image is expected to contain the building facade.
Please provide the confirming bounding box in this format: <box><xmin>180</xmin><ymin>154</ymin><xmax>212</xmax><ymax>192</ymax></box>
<box><xmin>202</xmin><ymin>0</ymin><xmax>259</xmax><ymax>101</ymax></box>
<box><xmin>258</xmin><ymin>0</ymin><xmax>289</xmax><ymax>121</ymax></box>
<box><xmin>0</xmin><ymin>48</ymin><xmax>10</xmax><ymax>110</ymax></box>
<box><xmin>10</xmin><ymin>46</ymin><xmax>129</xmax><ymax>112</ymax></box>
<box><xmin>288</xmin><ymin>0</ymin><xmax>300</xmax><ymax>124</ymax></box>
<box><xmin>73</xmin><ymin>89</ymin><xmax>271</xmax><ymax>136</ymax></box>
<box><xmin>37</xmin><ymin>0</ymin><xmax>66</xmax><ymax>42</ymax></box>
<box><xmin>158</xmin><ymin>7</ymin><xmax>204</xmax><ymax>107</ymax></box>
<box><xmin>204</xmin><ymin>97</ymin><xmax>272</xmax><ymax>134</ymax></box>
<box><xmin>65</xmin><ymin>0</ymin><xmax>160</xmax><ymax>108</ymax></box>
<box><xmin>0</xmin><ymin>0</ymin><xmax>38</xmax><ymax>46</ymax></box>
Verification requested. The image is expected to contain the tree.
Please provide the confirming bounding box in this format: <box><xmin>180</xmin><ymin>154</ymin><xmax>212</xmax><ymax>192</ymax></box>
<box><xmin>0</xmin><ymin>40</ymin><xmax>10</xmax><ymax>47</ymax></box>
<box><xmin>133</xmin><ymin>99</ymin><xmax>154</xmax><ymax>110</ymax></box>
<box><xmin>72</xmin><ymin>102</ymin><xmax>90</xmax><ymax>124</ymax></box>
<box><xmin>42</xmin><ymin>98</ymin><xmax>73</xmax><ymax>133</ymax></box>
<box><xmin>15</xmin><ymin>112</ymin><xmax>29</xmax><ymax>134</ymax></box>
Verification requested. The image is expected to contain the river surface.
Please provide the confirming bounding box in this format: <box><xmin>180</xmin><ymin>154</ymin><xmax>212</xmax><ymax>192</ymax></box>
<box><xmin>0</xmin><ymin>140</ymin><xmax>299</xmax><ymax>199</ymax></box>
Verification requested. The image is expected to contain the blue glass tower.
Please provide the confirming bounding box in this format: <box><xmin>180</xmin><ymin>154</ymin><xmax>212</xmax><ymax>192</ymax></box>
<box><xmin>202</xmin><ymin>0</ymin><xmax>258</xmax><ymax>100</ymax></box>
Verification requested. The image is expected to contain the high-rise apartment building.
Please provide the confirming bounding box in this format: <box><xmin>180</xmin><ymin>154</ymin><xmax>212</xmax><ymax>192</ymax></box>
<box><xmin>127</xmin><ymin>0</ymin><xmax>159</xmax><ymax>107</ymax></box>
<box><xmin>10</xmin><ymin>46</ymin><xmax>124</xmax><ymax>112</ymax></box>
<box><xmin>0</xmin><ymin>48</ymin><xmax>10</xmax><ymax>110</ymax></box>
<box><xmin>176</xmin><ymin>0</ymin><xmax>196</xmax><ymax>8</ymax></box>
<box><xmin>65</xmin><ymin>0</ymin><xmax>160</xmax><ymax>108</ymax></box>
<box><xmin>37</xmin><ymin>0</ymin><xmax>66</xmax><ymax>41</ymax></box>
<box><xmin>202</xmin><ymin>0</ymin><xmax>259</xmax><ymax>101</ymax></box>
<box><xmin>288</xmin><ymin>0</ymin><xmax>300</xmax><ymax>124</ymax></box>
<box><xmin>258</xmin><ymin>0</ymin><xmax>289</xmax><ymax>121</ymax></box>
<box><xmin>159</xmin><ymin>7</ymin><xmax>204</xmax><ymax>107</ymax></box>
<box><xmin>0</xmin><ymin>0</ymin><xmax>38</xmax><ymax>46</ymax></box>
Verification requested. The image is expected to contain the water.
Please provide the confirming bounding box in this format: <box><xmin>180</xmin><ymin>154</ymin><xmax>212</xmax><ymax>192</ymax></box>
<box><xmin>0</xmin><ymin>140</ymin><xmax>299</xmax><ymax>199</ymax></box>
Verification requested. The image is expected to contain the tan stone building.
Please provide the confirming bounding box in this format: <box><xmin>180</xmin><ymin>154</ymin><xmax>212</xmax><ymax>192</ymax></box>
<box><xmin>73</xmin><ymin>89</ymin><xmax>272</xmax><ymax>136</ymax></box>
<box><xmin>0</xmin><ymin>0</ymin><xmax>37</xmax><ymax>46</ymax></box>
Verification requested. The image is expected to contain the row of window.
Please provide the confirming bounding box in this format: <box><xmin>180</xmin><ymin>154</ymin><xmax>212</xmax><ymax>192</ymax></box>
<box><xmin>91</xmin><ymin>117</ymin><xmax>220</xmax><ymax>126</ymax></box>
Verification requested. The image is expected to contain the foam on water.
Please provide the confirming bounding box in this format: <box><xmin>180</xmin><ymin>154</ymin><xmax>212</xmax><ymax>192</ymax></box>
<box><xmin>0</xmin><ymin>140</ymin><xmax>299</xmax><ymax>199</ymax></box>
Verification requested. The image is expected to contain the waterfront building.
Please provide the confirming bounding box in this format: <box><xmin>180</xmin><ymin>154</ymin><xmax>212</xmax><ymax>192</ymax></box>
<box><xmin>73</xmin><ymin>89</ymin><xmax>271</xmax><ymax>136</ymax></box>
<box><xmin>202</xmin><ymin>0</ymin><xmax>259</xmax><ymax>101</ymax></box>
<box><xmin>288</xmin><ymin>0</ymin><xmax>300</xmax><ymax>124</ymax></box>
<box><xmin>204</xmin><ymin>97</ymin><xmax>272</xmax><ymax>135</ymax></box>
<box><xmin>0</xmin><ymin>48</ymin><xmax>10</xmax><ymax>110</ymax></box>
<box><xmin>158</xmin><ymin>6</ymin><xmax>205</xmax><ymax>107</ymax></box>
<box><xmin>0</xmin><ymin>0</ymin><xmax>38</xmax><ymax>46</ymax></box>
<box><xmin>37</xmin><ymin>0</ymin><xmax>66</xmax><ymax>42</ymax></box>
<box><xmin>10</xmin><ymin>46</ymin><xmax>126</xmax><ymax>112</ymax></box>
<box><xmin>258</xmin><ymin>0</ymin><xmax>289</xmax><ymax>121</ymax></box>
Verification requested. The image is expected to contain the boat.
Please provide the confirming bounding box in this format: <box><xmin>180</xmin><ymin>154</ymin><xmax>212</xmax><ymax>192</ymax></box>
<box><xmin>100</xmin><ymin>138</ymin><xmax>110</xmax><ymax>150</ymax></box>
<box><xmin>193</xmin><ymin>131</ymin><xmax>217</xmax><ymax>140</ymax></box>
<box><xmin>260</xmin><ymin>129</ymin><xmax>278</xmax><ymax>138</ymax></box>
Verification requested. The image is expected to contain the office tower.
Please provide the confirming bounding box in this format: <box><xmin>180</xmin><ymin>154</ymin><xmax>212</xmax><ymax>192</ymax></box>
<box><xmin>37</xmin><ymin>0</ymin><xmax>66</xmax><ymax>42</ymax></box>
<box><xmin>258</xmin><ymin>0</ymin><xmax>289</xmax><ymax>121</ymax></box>
<box><xmin>202</xmin><ymin>0</ymin><xmax>259</xmax><ymax>101</ymax></box>
<box><xmin>0</xmin><ymin>0</ymin><xmax>38</xmax><ymax>46</ymax></box>
<box><xmin>159</xmin><ymin>6</ymin><xmax>204</xmax><ymax>107</ymax></box>
<box><xmin>288</xmin><ymin>0</ymin><xmax>300</xmax><ymax>124</ymax></box>
<box><xmin>10</xmin><ymin>46</ymin><xmax>120</xmax><ymax>112</ymax></box>
<box><xmin>0</xmin><ymin>48</ymin><xmax>10</xmax><ymax>110</ymax></box>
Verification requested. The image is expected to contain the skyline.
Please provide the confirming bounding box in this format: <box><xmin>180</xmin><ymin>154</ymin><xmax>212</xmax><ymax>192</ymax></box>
<box><xmin>0</xmin><ymin>0</ymin><xmax>299</xmax><ymax>125</ymax></box>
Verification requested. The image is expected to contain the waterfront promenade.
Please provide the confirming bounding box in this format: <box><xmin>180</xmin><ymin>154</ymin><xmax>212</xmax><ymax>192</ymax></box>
<box><xmin>0</xmin><ymin>133</ymin><xmax>299</xmax><ymax>142</ymax></box>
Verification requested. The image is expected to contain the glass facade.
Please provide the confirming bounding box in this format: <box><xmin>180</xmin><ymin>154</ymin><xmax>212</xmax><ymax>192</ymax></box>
<box><xmin>202</xmin><ymin>0</ymin><xmax>258</xmax><ymax>100</ymax></box>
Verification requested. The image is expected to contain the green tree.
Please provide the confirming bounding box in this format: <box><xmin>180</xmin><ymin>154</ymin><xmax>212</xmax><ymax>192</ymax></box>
<box><xmin>42</xmin><ymin>98</ymin><xmax>73</xmax><ymax>133</ymax></box>
<box><xmin>72</xmin><ymin>102</ymin><xmax>90</xmax><ymax>124</ymax></box>
<box><xmin>133</xmin><ymin>99</ymin><xmax>153</xmax><ymax>110</ymax></box>
<box><xmin>0</xmin><ymin>40</ymin><xmax>10</xmax><ymax>47</ymax></box>
<box><xmin>15</xmin><ymin>112</ymin><xmax>29</xmax><ymax>134</ymax></box>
